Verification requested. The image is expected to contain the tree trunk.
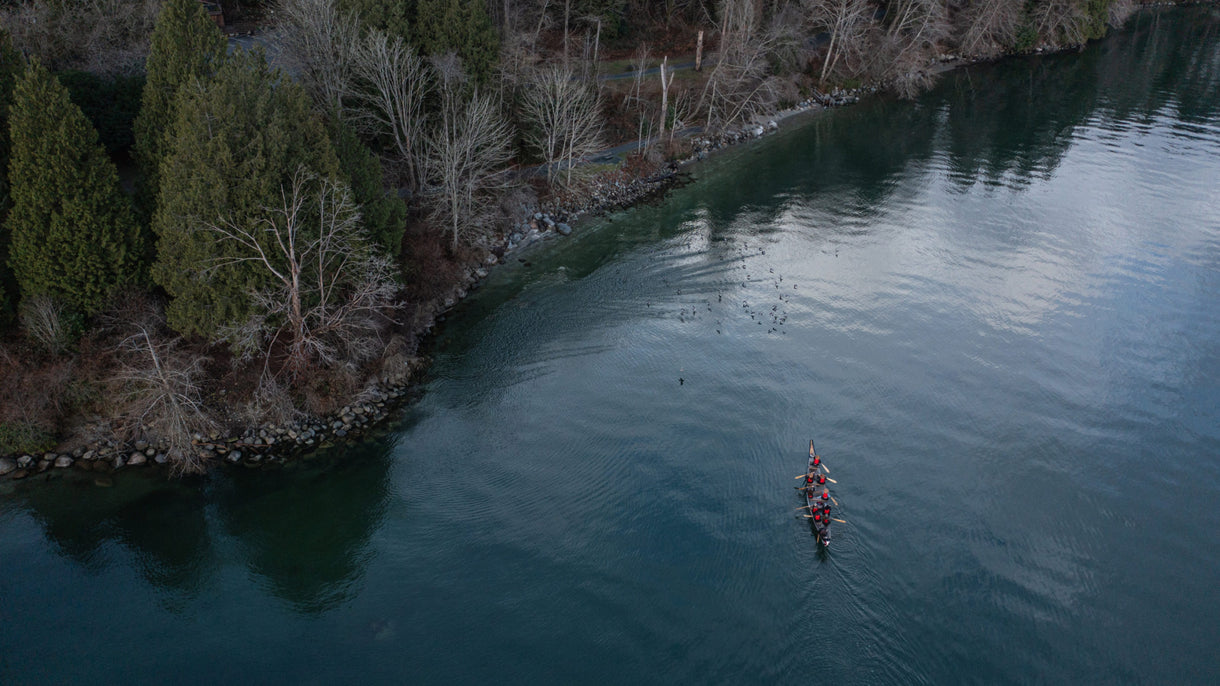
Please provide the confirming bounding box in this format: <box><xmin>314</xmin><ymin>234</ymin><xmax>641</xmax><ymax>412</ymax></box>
<box><xmin>659</xmin><ymin>56</ymin><xmax>670</xmax><ymax>144</ymax></box>
<box><xmin>593</xmin><ymin>18</ymin><xmax>601</xmax><ymax>78</ymax></box>
<box><xmin>563</xmin><ymin>0</ymin><xmax>571</xmax><ymax>70</ymax></box>
<box><xmin>820</xmin><ymin>25</ymin><xmax>838</xmax><ymax>85</ymax></box>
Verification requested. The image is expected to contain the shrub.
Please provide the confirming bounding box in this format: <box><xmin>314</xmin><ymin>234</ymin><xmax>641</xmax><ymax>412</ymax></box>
<box><xmin>0</xmin><ymin>421</ymin><xmax>55</xmax><ymax>455</ymax></box>
<box><xmin>19</xmin><ymin>294</ymin><xmax>84</xmax><ymax>355</ymax></box>
<box><xmin>1013</xmin><ymin>23</ymin><xmax>1039</xmax><ymax>53</ymax></box>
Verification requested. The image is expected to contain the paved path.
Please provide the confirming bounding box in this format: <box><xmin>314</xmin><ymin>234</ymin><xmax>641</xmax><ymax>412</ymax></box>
<box><xmin>598</xmin><ymin>60</ymin><xmax>699</xmax><ymax>81</ymax></box>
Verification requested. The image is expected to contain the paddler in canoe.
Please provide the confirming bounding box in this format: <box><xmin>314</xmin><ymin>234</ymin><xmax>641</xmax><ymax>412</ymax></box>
<box><xmin>811</xmin><ymin>488</ymin><xmax>833</xmax><ymax>545</ymax></box>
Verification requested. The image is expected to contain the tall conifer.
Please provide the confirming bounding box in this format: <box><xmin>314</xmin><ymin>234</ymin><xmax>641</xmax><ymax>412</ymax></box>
<box><xmin>328</xmin><ymin>114</ymin><xmax>406</xmax><ymax>259</ymax></box>
<box><xmin>133</xmin><ymin>0</ymin><xmax>225</xmax><ymax>213</ymax></box>
<box><xmin>152</xmin><ymin>50</ymin><xmax>343</xmax><ymax>338</ymax></box>
<box><xmin>339</xmin><ymin>0</ymin><xmax>411</xmax><ymax>39</ymax></box>
<box><xmin>0</xmin><ymin>29</ymin><xmax>23</xmax><ymax>320</ymax></box>
<box><xmin>414</xmin><ymin>0</ymin><xmax>499</xmax><ymax>84</ymax></box>
<box><xmin>5</xmin><ymin>59</ymin><xmax>143</xmax><ymax>315</ymax></box>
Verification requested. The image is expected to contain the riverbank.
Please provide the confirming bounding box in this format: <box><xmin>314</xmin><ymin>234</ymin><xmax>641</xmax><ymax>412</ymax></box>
<box><xmin>0</xmin><ymin>2</ymin><xmax>1202</xmax><ymax>484</ymax></box>
<box><xmin>0</xmin><ymin>82</ymin><xmax>875</xmax><ymax>484</ymax></box>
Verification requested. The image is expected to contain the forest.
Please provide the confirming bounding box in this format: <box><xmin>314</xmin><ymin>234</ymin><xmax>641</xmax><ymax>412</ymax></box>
<box><xmin>0</xmin><ymin>0</ymin><xmax>1163</xmax><ymax>474</ymax></box>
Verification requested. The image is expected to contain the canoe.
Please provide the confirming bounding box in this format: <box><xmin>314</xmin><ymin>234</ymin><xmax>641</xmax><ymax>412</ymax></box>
<box><xmin>801</xmin><ymin>439</ymin><xmax>833</xmax><ymax>547</ymax></box>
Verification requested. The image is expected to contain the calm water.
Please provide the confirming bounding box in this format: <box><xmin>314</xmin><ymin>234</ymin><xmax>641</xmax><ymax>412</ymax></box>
<box><xmin>4</xmin><ymin>9</ymin><xmax>1220</xmax><ymax>684</ymax></box>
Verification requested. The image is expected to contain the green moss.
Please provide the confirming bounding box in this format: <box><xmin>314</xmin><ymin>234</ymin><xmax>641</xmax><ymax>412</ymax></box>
<box><xmin>0</xmin><ymin>422</ymin><xmax>55</xmax><ymax>455</ymax></box>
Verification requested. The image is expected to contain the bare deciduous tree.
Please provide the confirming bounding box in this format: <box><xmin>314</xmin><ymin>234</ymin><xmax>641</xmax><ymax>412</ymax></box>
<box><xmin>623</xmin><ymin>45</ymin><xmax>659</xmax><ymax>159</ymax></box>
<box><xmin>274</xmin><ymin>0</ymin><xmax>361</xmax><ymax>110</ymax></box>
<box><xmin>697</xmin><ymin>0</ymin><xmax>795</xmax><ymax>130</ymax></box>
<box><xmin>1</xmin><ymin>0</ymin><xmax>160</xmax><ymax>74</ymax></box>
<box><xmin>870</xmin><ymin>0</ymin><xmax>950</xmax><ymax>98</ymax></box>
<box><xmin>205</xmin><ymin>167</ymin><xmax>399</xmax><ymax>375</ymax></box>
<box><xmin>117</xmin><ymin>326</ymin><xmax>216</xmax><ymax>475</ymax></box>
<box><xmin>581</xmin><ymin>14</ymin><xmax>602</xmax><ymax>80</ymax></box>
<box><xmin>348</xmin><ymin>29</ymin><xmax>433</xmax><ymax>191</ymax></box>
<box><xmin>1029</xmin><ymin>0</ymin><xmax>1089</xmax><ymax>48</ymax></box>
<box><xmin>1108</xmin><ymin>0</ymin><xmax>1137</xmax><ymax>28</ymax></box>
<box><xmin>804</xmin><ymin>0</ymin><xmax>875</xmax><ymax>85</ymax></box>
<box><xmin>520</xmin><ymin>64</ymin><xmax>604</xmax><ymax>187</ymax></box>
<box><xmin>955</xmin><ymin>0</ymin><xmax>1024</xmax><ymax>58</ymax></box>
<box><xmin>424</xmin><ymin>56</ymin><xmax>514</xmax><ymax>251</ymax></box>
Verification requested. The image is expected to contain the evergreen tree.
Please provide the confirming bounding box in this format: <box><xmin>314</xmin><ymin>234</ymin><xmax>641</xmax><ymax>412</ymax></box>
<box><xmin>152</xmin><ymin>50</ymin><xmax>344</xmax><ymax>338</ymax></box>
<box><xmin>339</xmin><ymin>0</ymin><xmax>411</xmax><ymax>39</ymax></box>
<box><xmin>133</xmin><ymin>0</ymin><xmax>226</xmax><ymax>214</ymax></box>
<box><xmin>58</xmin><ymin>70</ymin><xmax>145</xmax><ymax>157</ymax></box>
<box><xmin>0</xmin><ymin>29</ymin><xmax>23</xmax><ymax>321</ymax></box>
<box><xmin>328</xmin><ymin>114</ymin><xmax>407</xmax><ymax>259</ymax></box>
<box><xmin>5</xmin><ymin>59</ymin><xmax>144</xmax><ymax>315</ymax></box>
<box><xmin>414</xmin><ymin>0</ymin><xmax>500</xmax><ymax>84</ymax></box>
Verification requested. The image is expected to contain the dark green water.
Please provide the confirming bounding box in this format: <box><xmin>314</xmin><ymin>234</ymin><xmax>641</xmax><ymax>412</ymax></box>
<box><xmin>4</xmin><ymin>9</ymin><xmax>1220</xmax><ymax>684</ymax></box>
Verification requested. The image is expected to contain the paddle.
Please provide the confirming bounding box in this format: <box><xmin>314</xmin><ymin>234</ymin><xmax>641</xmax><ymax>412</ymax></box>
<box><xmin>832</xmin><ymin>518</ymin><xmax>846</xmax><ymax>524</ymax></box>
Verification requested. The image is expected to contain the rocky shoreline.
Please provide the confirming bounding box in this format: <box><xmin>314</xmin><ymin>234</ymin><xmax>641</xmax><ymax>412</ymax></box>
<box><xmin>0</xmin><ymin>83</ymin><xmax>881</xmax><ymax>486</ymax></box>
<box><xmin>0</xmin><ymin>9</ymin><xmax>1177</xmax><ymax>484</ymax></box>
<box><xmin>0</xmin><ymin>42</ymin><xmax>1057</xmax><ymax>486</ymax></box>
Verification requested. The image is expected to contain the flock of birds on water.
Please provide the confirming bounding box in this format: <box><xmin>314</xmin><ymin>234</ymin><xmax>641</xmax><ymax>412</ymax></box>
<box><xmin>650</xmin><ymin>239</ymin><xmax>800</xmax><ymax>339</ymax></box>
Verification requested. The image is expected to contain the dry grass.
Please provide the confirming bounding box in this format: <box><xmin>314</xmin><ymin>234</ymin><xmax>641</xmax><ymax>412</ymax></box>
<box><xmin>19</xmin><ymin>295</ymin><xmax>82</xmax><ymax>356</ymax></box>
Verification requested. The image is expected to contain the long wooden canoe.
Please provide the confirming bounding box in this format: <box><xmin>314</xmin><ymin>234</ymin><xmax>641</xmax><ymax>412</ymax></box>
<box><xmin>801</xmin><ymin>439</ymin><xmax>833</xmax><ymax>546</ymax></box>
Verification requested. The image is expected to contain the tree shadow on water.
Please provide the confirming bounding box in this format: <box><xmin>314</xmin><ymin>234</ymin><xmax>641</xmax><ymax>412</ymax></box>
<box><xmin>9</xmin><ymin>432</ymin><xmax>397</xmax><ymax>615</ymax></box>
<box><xmin>13</xmin><ymin>472</ymin><xmax>215</xmax><ymax>607</ymax></box>
<box><xmin>212</xmin><ymin>437</ymin><xmax>395</xmax><ymax>615</ymax></box>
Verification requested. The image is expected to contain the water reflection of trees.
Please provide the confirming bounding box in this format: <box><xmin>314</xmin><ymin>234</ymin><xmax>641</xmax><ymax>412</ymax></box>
<box><xmin>17</xmin><ymin>475</ymin><xmax>215</xmax><ymax>605</ymax></box>
<box><xmin>431</xmin><ymin>8</ymin><xmax>1218</xmax><ymax>381</ymax></box>
<box><xmin>214</xmin><ymin>439</ymin><xmax>393</xmax><ymax>614</ymax></box>
<box><xmin>939</xmin><ymin>7</ymin><xmax>1220</xmax><ymax>189</ymax></box>
<box><xmin>13</xmin><ymin>435</ymin><xmax>395</xmax><ymax>614</ymax></box>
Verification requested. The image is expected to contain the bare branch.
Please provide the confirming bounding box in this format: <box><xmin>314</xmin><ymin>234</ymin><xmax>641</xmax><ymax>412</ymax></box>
<box><xmin>424</xmin><ymin>58</ymin><xmax>515</xmax><ymax>250</ymax></box>
<box><xmin>347</xmin><ymin>29</ymin><xmax>433</xmax><ymax>191</ymax></box>
<box><xmin>696</xmin><ymin>0</ymin><xmax>799</xmax><ymax>131</ymax></box>
<box><xmin>115</xmin><ymin>325</ymin><xmax>216</xmax><ymax>476</ymax></box>
<box><xmin>202</xmin><ymin>168</ymin><xmax>399</xmax><ymax>376</ymax></box>
<box><xmin>519</xmin><ymin>64</ymin><xmax>604</xmax><ymax>188</ymax></box>
<box><xmin>1</xmin><ymin>0</ymin><xmax>159</xmax><ymax>74</ymax></box>
<box><xmin>273</xmin><ymin>0</ymin><xmax>362</xmax><ymax>110</ymax></box>
<box><xmin>955</xmin><ymin>0</ymin><xmax>1024</xmax><ymax>59</ymax></box>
